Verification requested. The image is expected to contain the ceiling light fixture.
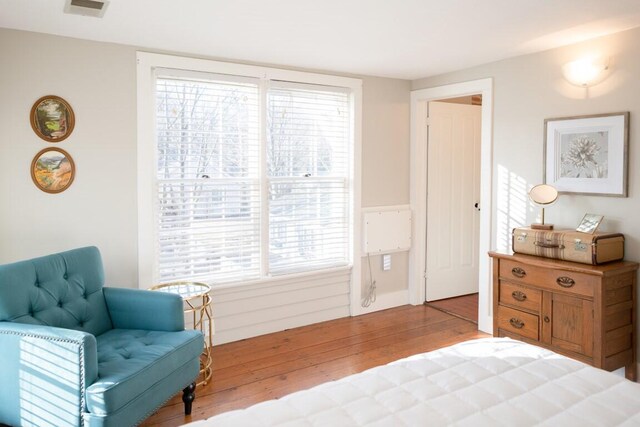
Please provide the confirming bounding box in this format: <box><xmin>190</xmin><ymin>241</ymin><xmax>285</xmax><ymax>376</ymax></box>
<box><xmin>562</xmin><ymin>56</ymin><xmax>610</xmax><ymax>87</ymax></box>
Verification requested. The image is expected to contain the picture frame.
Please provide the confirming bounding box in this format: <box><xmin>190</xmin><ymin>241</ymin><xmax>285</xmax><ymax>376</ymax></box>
<box><xmin>576</xmin><ymin>213</ymin><xmax>604</xmax><ymax>234</ymax></box>
<box><xmin>31</xmin><ymin>147</ymin><xmax>76</xmax><ymax>193</ymax></box>
<box><xmin>543</xmin><ymin>112</ymin><xmax>629</xmax><ymax>197</ymax></box>
<box><xmin>30</xmin><ymin>95</ymin><xmax>75</xmax><ymax>142</ymax></box>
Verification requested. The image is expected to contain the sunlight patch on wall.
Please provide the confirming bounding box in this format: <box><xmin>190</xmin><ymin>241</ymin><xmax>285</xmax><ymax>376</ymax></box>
<box><xmin>496</xmin><ymin>164</ymin><xmax>528</xmax><ymax>252</ymax></box>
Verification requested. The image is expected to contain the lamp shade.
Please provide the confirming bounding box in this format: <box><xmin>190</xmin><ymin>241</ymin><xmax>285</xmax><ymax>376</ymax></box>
<box><xmin>529</xmin><ymin>184</ymin><xmax>558</xmax><ymax>230</ymax></box>
<box><xmin>529</xmin><ymin>184</ymin><xmax>558</xmax><ymax>206</ymax></box>
<box><xmin>562</xmin><ymin>56</ymin><xmax>609</xmax><ymax>87</ymax></box>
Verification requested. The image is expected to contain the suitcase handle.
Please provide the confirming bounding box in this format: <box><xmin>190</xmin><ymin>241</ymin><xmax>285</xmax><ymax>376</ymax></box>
<box><xmin>534</xmin><ymin>241</ymin><xmax>565</xmax><ymax>249</ymax></box>
<box><xmin>509</xmin><ymin>318</ymin><xmax>525</xmax><ymax>329</ymax></box>
<box><xmin>511</xmin><ymin>267</ymin><xmax>526</xmax><ymax>278</ymax></box>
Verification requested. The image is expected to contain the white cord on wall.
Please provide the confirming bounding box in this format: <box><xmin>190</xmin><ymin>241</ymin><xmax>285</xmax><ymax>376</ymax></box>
<box><xmin>362</xmin><ymin>253</ymin><xmax>377</xmax><ymax>307</ymax></box>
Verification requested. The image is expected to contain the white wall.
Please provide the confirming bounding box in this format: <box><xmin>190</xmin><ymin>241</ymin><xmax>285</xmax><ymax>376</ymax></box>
<box><xmin>412</xmin><ymin>26</ymin><xmax>640</xmax><ymax>360</ymax></box>
<box><xmin>360</xmin><ymin>77</ymin><xmax>411</xmax><ymax>308</ymax></box>
<box><xmin>0</xmin><ymin>30</ymin><xmax>138</xmax><ymax>287</ymax></box>
<box><xmin>0</xmin><ymin>28</ymin><xmax>410</xmax><ymax>340</ymax></box>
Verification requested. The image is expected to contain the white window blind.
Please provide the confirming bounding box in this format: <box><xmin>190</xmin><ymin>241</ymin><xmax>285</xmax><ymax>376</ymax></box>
<box><xmin>267</xmin><ymin>84</ymin><xmax>350</xmax><ymax>275</ymax></box>
<box><xmin>155</xmin><ymin>75</ymin><xmax>261</xmax><ymax>283</ymax></box>
<box><xmin>153</xmin><ymin>72</ymin><xmax>352</xmax><ymax>286</ymax></box>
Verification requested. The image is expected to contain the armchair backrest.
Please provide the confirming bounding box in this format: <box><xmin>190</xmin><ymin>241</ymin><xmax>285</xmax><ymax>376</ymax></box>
<box><xmin>0</xmin><ymin>246</ymin><xmax>113</xmax><ymax>336</ymax></box>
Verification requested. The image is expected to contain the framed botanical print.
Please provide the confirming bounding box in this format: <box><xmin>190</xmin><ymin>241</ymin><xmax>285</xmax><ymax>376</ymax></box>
<box><xmin>30</xmin><ymin>95</ymin><xmax>75</xmax><ymax>142</ymax></box>
<box><xmin>544</xmin><ymin>112</ymin><xmax>629</xmax><ymax>197</ymax></box>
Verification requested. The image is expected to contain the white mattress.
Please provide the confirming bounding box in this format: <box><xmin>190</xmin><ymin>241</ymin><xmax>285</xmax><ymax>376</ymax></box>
<box><xmin>188</xmin><ymin>338</ymin><xmax>640</xmax><ymax>426</ymax></box>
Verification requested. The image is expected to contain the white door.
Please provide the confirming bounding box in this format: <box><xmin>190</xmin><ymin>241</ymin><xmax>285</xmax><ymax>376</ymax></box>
<box><xmin>425</xmin><ymin>101</ymin><xmax>481</xmax><ymax>301</ymax></box>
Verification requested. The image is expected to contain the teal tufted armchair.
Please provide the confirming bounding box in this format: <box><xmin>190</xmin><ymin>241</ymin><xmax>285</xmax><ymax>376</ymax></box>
<box><xmin>0</xmin><ymin>247</ymin><xmax>204</xmax><ymax>427</ymax></box>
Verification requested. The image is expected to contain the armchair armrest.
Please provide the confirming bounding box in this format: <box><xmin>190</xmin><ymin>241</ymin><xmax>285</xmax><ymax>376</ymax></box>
<box><xmin>103</xmin><ymin>287</ymin><xmax>184</xmax><ymax>332</ymax></box>
<box><xmin>0</xmin><ymin>322</ymin><xmax>98</xmax><ymax>427</ymax></box>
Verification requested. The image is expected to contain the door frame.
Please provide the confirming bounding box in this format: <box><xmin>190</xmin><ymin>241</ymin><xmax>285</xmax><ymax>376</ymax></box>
<box><xmin>409</xmin><ymin>78</ymin><xmax>494</xmax><ymax>334</ymax></box>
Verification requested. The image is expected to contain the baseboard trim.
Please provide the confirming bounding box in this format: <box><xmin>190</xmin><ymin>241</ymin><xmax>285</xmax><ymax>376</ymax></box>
<box><xmin>213</xmin><ymin>306</ymin><xmax>349</xmax><ymax>345</ymax></box>
<box><xmin>351</xmin><ymin>289</ymin><xmax>408</xmax><ymax>316</ymax></box>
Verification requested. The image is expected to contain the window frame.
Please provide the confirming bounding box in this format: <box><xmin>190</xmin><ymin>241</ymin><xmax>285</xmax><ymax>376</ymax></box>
<box><xmin>136</xmin><ymin>52</ymin><xmax>362</xmax><ymax>291</ymax></box>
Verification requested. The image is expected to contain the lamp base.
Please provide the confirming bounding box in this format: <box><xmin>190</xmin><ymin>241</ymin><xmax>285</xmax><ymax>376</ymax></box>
<box><xmin>531</xmin><ymin>223</ymin><xmax>554</xmax><ymax>230</ymax></box>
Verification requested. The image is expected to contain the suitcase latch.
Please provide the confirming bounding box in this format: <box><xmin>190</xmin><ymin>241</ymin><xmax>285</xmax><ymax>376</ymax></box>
<box><xmin>574</xmin><ymin>239</ymin><xmax>587</xmax><ymax>252</ymax></box>
<box><xmin>516</xmin><ymin>232</ymin><xmax>527</xmax><ymax>243</ymax></box>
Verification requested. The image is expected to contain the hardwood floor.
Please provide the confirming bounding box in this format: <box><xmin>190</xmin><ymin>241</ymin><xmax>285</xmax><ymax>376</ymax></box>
<box><xmin>142</xmin><ymin>304</ymin><xmax>486</xmax><ymax>426</ymax></box>
<box><xmin>425</xmin><ymin>293</ymin><xmax>479</xmax><ymax>323</ymax></box>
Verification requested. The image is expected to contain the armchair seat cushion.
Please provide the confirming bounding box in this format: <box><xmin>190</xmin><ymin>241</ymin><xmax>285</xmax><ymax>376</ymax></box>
<box><xmin>86</xmin><ymin>328</ymin><xmax>204</xmax><ymax>415</ymax></box>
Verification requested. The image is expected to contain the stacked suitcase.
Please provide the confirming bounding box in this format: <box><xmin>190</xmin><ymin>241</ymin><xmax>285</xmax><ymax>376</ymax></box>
<box><xmin>512</xmin><ymin>227</ymin><xmax>624</xmax><ymax>265</ymax></box>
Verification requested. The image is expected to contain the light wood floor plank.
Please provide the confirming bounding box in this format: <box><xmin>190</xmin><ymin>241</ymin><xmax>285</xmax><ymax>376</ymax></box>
<box><xmin>142</xmin><ymin>304</ymin><xmax>487</xmax><ymax>426</ymax></box>
<box><xmin>425</xmin><ymin>293</ymin><xmax>479</xmax><ymax>323</ymax></box>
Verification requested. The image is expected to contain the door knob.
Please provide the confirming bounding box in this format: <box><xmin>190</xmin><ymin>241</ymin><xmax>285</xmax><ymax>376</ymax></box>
<box><xmin>474</xmin><ymin>202</ymin><xmax>480</xmax><ymax>211</ymax></box>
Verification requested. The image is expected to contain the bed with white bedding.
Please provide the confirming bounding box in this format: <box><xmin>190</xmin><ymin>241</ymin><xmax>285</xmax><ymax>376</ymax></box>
<box><xmin>188</xmin><ymin>338</ymin><xmax>640</xmax><ymax>426</ymax></box>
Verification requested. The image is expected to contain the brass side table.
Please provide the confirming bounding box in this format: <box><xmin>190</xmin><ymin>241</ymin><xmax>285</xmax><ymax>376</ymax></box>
<box><xmin>150</xmin><ymin>281</ymin><xmax>213</xmax><ymax>387</ymax></box>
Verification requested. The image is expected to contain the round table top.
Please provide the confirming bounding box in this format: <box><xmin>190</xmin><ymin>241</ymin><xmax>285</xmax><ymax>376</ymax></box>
<box><xmin>149</xmin><ymin>281</ymin><xmax>211</xmax><ymax>300</ymax></box>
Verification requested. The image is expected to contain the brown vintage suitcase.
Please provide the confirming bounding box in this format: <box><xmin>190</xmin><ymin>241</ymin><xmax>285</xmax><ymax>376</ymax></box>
<box><xmin>512</xmin><ymin>227</ymin><xmax>624</xmax><ymax>265</ymax></box>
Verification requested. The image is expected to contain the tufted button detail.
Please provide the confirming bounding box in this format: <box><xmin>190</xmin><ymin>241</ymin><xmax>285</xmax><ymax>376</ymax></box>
<box><xmin>63</xmin><ymin>274</ymin><xmax>68</xmax><ymax>279</ymax></box>
<box><xmin>57</xmin><ymin>301</ymin><xmax>63</xmax><ymax>307</ymax></box>
<box><xmin>34</xmin><ymin>281</ymin><xmax>39</xmax><ymax>287</ymax></box>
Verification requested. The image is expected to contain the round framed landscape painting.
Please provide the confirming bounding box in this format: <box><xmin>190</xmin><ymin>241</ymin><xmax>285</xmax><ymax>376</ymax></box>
<box><xmin>31</xmin><ymin>148</ymin><xmax>75</xmax><ymax>193</ymax></box>
<box><xmin>30</xmin><ymin>95</ymin><xmax>75</xmax><ymax>142</ymax></box>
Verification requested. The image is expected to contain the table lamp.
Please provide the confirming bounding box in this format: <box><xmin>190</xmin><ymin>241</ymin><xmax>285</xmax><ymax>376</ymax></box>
<box><xmin>529</xmin><ymin>184</ymin><xmax>558</xmax><ymax>230</ymax></box>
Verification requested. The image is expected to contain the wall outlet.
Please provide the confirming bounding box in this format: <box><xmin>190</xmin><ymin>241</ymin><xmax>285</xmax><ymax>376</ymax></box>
<box><xmin>382</xmin><ymin>254</ymin><xmax>391</xmax><ymax>271</ymax></box>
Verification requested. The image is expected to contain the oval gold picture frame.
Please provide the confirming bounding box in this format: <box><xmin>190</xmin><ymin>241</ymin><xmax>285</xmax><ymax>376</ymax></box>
<box><xmin>30</xmin><ymin>95</ymin><xmax>75</xmax><ymax>142</ymax></box>
<box><xmin>31</xmin><ymin>147</ymin><xmax>76</xmax><ymax>193</ymax></box>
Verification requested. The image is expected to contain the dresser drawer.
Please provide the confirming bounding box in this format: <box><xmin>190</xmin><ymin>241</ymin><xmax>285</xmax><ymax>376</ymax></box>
<box><xmin>499</xmin><ymin>259</ymin><xmax>595</xmax><ymax>298</ymax></box>
<box><xmin>499</xmin><ymin>282</ymin><xmax>541</xmax><ymax>313</ymax></box>
<box><xmin>497</xmin><ymin>306</ymin><xmax>539</xmax><ymax>340</ymax></box>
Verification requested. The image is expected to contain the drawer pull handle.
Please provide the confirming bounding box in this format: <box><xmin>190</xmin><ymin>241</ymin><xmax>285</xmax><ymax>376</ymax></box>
<box><xmin>509</xmin><ymin>318</ymin><xmax>525</xmax><ymax>329</ymax></box>
<box><xmin>511</xmin><ymin>267</ymin><xmax>526</xmax><ymax>278</ymax></box>
<box><xmin>556</xmin><ymin>276</ymin><xmax>575</xmax><ymax>288</ymax></box>
<box><xmin>534</xmin><ymin>241</ymin><xmax>565</xmax><ymax>249</ymax></box>
<box><xmin>511</xmin><ymin>291</ymin><xmax>527</xmax><ymax>302</ymax></box>
<box><xmin>544</xmin><ymin>316</ymin><xmax>550</xmax><ymax>323</ymax></box>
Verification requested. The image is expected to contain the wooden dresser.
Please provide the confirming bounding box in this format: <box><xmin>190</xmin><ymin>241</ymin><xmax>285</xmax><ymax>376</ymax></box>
<box><xmin>489</xmin><ymin>251</ymin><xmax>638</xmax><ymax>380</ymax></box>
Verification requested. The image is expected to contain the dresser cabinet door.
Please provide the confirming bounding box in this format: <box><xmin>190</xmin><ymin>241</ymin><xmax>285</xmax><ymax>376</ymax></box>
<box><xmin>542</xmin><ymin>292</ymin><xmax>594</xmax><ymax>357</ymax></box>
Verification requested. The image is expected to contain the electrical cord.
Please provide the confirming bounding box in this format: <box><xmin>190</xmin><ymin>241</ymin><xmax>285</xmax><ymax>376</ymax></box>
<box><xmin>361</xmin><ymin>253</ymin><xmax>377</xmax><ymax>307</ymax></box>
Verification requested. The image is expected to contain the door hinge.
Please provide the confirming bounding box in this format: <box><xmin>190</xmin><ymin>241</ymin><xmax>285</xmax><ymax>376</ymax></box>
<box><xmin>425</xmin><ymin>117</ymin><xmax>431</xmax><ymax>127</ymax></box>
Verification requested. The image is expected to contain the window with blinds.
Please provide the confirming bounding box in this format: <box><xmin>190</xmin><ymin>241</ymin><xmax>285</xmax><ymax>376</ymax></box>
<box><xmin>267</xmin><ymin>85</ymin><xmax>350</xmax><ymax>275</ymax></box>
<box><xmin>154</xmin><ymin>73</ymin><xmax>352</xmax><ymax>285</ymax></box>
<box><xmin>155</xmin><ymin>76</ymin><xmax>261</xmax><ymax>283</ymax></box>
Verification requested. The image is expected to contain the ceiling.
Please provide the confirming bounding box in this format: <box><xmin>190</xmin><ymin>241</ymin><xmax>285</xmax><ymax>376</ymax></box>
<box><xmin>2</xmin><ymin>0</ymin><xmax>640</xmax><ymax>80</ymax></box>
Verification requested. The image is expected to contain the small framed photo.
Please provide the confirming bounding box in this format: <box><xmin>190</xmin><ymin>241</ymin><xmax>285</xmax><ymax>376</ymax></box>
<box><xmin>576</xmin><ymin>213</ymin><xmax>604</xmax><ymax>234</ymax></box>
<box><xmin>30</xmin><ymin>95</ymin><xmax>75</xmax><ymax>142</ymax></box>
<box><xmin>31</xmin><ymin>148</ymin><xmax>75</xmax><ymax>193</ymax></box>
<box><xmin>544</xmin><ymin>112</ymin><xmax>629</xmax><ymax>197</ymax></box>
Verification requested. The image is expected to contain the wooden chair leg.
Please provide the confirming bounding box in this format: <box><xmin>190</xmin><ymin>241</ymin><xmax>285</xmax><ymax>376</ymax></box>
<box><xmin>182</xmin><ymin>382</ymin><xmax>196</xmax><ymax>415</ymax></box>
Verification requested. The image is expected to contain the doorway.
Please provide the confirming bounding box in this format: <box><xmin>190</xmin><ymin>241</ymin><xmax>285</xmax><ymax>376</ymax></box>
<box><xmin>409</xmin><ymin>78</ymin><xmax>493</xmax><ymax>334</ymax></box>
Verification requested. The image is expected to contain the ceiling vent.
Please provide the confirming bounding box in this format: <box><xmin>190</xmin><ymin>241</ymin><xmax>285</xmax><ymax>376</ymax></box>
<box><xmin>64</xmin><ymin>0</ymin><xmax>109</xmax><ymax>18</ymax></box>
